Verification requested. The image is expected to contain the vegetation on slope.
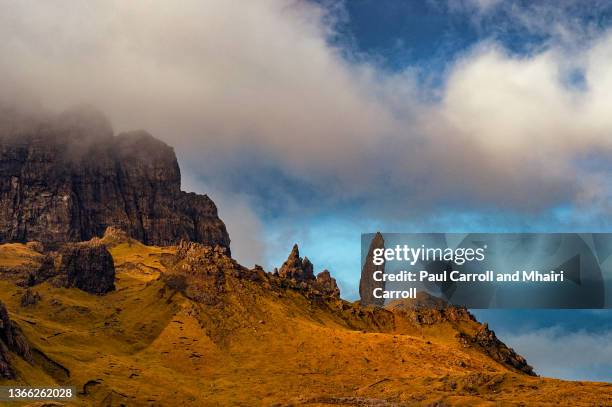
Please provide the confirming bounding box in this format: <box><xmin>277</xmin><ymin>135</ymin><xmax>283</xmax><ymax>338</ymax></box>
<box><xmin>0</xmin><ymin>233</ymin><xmax>610</xmax><ymax>406</ymax></box>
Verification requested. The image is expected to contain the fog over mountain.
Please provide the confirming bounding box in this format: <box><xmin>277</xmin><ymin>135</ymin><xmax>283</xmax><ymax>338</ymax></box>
<box><xmin>2</xmin><ymin>0</ymin><xmax>612</xmax><ymax>266</ymax></box>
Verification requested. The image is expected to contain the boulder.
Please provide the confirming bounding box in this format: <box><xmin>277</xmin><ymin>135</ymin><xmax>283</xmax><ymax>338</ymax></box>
<box><xmin>59</xmin><ymin>243</ymin><xmax>115</xmax><ymax>295</ymax></box>
<box><xmin>20</xmin><ymin>289</ymin><xmax>41</xmax><ymax>307</ymax></box>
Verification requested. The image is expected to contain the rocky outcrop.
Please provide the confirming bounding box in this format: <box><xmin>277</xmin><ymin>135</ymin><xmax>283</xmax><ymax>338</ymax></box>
<box><xmin>164</xmin><ymin>241</ymin><xmax>239</xmax><ymax>305</ymax></box>
<box><xmin>460</xmin><ymin>323</ymin><xmax>536</xmax><ymax>376</ymax></box>
<box><xmin>96</xmin><ymin>226</ymin><xmax>132</xmax><ymax>247</ymax></box>
<box><xmin>359</xmin><ymin>232</ymin><xmax>385</xmax><ymax>306</ymax></box>
<box><xmin>4</xmin><ymin>238</ymin><xmax>115</xmax><ymax>295</ymax></box>
<box><xmin>387</xmin><ymin>292</ymin><xmax>477</xmax><ymax>325</ymax></box>
<box><xmin>0</xmin><ymin>107</ymin><xmax>230</xmax><ymax>250</ymax></box>
<box><xmin>275</xmin><ymin>245</ymin><xmax>340</xmax><ymax>299</ymax></box>
<box><xmin>387</xmin><ymin>292</ymin><xmax>536</xmax><ymax>376</ymax></box>
<box><xmin>0</xmin><ymin>301</ymin><xmax>33</xmax><ymax>379</ymax></box>
<box><xmin>278</xmin><ymin>244</ymin><xmax>315</xmax><ymax>282</ymax></box>
<box><xmin>315</xmin><ymin>270</ymin><xmax>340</xmax><ymax>298</ymax></box>
<box><xmin>58</xmin><ymin>242</ymin><xmax>116</xmax><ymax>294</ymax></box>
<box><xmin>172</xmin><ymin>241</ymin><xmax>237</xmax><ymax>275</ymax></box>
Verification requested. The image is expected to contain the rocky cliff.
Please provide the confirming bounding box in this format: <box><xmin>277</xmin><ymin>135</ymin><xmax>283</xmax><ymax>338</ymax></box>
<box><xmin>0</xmin><ymin>107</ymin><xmax>230</xmax><ymax>250</ymax></box>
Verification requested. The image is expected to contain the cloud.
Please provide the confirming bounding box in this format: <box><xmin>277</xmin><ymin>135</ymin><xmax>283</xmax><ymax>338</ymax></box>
<box><xmin>181</xmin><ymin>172</ymin><xmax>266</xmax><ymax>268</ymax></box>
<box><xmin>500</xmin><ymin>327</ymin><xmax>612</xmax><ymax>381</ymax></box>
<box><xmin>3</xmin><ymin>0</ymin><xmax>612</xmax><ymax>262</ymax></box>
<box><xmin>444</xmin><ymin>0</ymin><xmax>502</xmax><ymax>15</ymax></box>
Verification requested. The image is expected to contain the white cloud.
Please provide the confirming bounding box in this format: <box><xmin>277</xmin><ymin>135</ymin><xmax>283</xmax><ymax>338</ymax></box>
<box><xmin>445</xmin><ymin>0</ymin><xmax>502</xmax><ymax>15</ymax></box>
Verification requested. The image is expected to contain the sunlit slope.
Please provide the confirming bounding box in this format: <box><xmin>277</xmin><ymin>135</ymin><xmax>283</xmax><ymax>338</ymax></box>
<box><xmin>0</xmin><ymin>240</ymin><xmax>610</xmax><ymax>406</ymax></box>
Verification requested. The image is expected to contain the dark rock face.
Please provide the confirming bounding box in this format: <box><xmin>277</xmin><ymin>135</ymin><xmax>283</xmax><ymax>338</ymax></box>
<box><xmin>0</xmin><ymin>107</ymin><xmax>230</xmax><ymax>250</ymax></box>
<box><xmin>59</xmin><ymin>243</ymin><xmax>116</xmax><ymax>295</ymax></box>
<box><xmin>463</xmin><ymin>323</ymin><xmax>536</xmax><ymax>376</ymax></box>
<box><xmin>0</xmin><ymin>301</ymin><xmax>33</xmax><ymax>379</ymax></box>
<box><xmin>278</xmin><ymin>244</ymin><xmax>315</xmax><ymax>282</ymax></box>
<box><xmin>359</xmin><ymin>232</ymin><xmax>385</xmax><ymax>306</ymax></box>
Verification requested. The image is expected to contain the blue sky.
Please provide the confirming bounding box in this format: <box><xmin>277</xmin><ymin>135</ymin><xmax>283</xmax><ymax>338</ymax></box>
<box><xmin>2</xmin><ymin>0</ymin><xmax>612</xmax><ymax>382</ymax></box>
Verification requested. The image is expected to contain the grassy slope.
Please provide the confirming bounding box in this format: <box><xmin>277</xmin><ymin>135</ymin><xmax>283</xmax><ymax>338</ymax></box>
<box><xmin>0</xmin><ymin>242</ymin><xmax>610</xmax><ymax>406</ymax></box>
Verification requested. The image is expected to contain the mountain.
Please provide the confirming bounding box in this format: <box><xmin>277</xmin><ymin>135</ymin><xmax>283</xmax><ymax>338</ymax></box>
<box><xmin>0</xmin><ymin>232</ymin><xmax>610</xmax><ymax>405</ymax></box>
<box><xmin>0</xmin><ymin>106</ymin><xmax>230</xmax><ymax>249</ymax></box>
<box><xmin>0</xmin><ymin>110</ymin><xmax>610</xmax><ymax>405</ymax></box>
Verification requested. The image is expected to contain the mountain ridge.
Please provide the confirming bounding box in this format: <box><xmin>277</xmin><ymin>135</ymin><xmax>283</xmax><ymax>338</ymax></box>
<box><xmin>0</xmin><ymin>232</ymin><xmax>610</xmax><ymax>405</ymax></box>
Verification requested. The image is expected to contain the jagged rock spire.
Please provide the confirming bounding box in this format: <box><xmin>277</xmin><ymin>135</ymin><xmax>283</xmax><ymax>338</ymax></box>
<box><xmin>276</xmin><ymin>244</ymin><xmax>340</xmax><ymax>298</ymax></box>
<box><xmin>360</xmin><ymin>232</ymin><xmax>386</xmax><ymax>306</ymax></box>
<box><xmin>278</xmin><ymin>244</ymin><xmax>315</xmax><ymax>281</ymax></box>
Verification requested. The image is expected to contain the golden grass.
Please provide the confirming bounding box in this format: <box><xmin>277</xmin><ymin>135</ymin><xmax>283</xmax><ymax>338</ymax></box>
<box><xmin>0</xmin><ymin>242</ymin><xmax>610</xmax><ymax>406</ymax></box>
<box><xmin>0</xmin><ymin>243</ymin><xmax>42</xmax><ymax>268</ymax></box>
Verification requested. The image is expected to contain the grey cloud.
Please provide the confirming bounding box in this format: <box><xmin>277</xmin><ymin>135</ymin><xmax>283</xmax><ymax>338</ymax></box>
<box><xmin>500</xmin><ymin>327</ymin><xmax>612</xmax><ymax>381</ymax></box>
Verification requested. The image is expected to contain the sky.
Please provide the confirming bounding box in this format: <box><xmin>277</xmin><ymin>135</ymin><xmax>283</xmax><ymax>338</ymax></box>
<box><xmin>1</xmin><ymin>0</ymin><xmax>612</xmax><ymax>381</ymax></box>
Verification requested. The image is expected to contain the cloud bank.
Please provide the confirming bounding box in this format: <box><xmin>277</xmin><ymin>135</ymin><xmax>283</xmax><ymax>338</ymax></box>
<box><xmin>2</xmin><ymin>0</ymin><xmax>612</xmax><ymax>264</ymax></box>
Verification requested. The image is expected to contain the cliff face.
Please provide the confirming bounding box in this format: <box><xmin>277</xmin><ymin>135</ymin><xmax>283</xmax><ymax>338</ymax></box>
<box><xmin>0</xmin><ymin>107</ymin><xmax>230</xmax><ymax>250</ymax></box>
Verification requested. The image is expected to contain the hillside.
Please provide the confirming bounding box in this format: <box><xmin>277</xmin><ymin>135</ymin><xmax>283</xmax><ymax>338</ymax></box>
<box><xmin>0</xmin><ymin>231</ymin><xmax>610</xmax><ymax>406</ymax></box>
